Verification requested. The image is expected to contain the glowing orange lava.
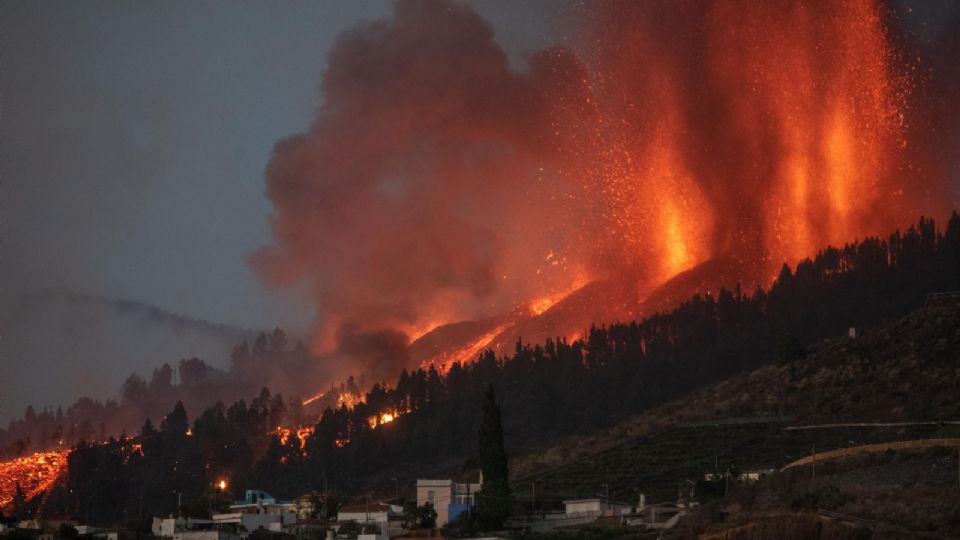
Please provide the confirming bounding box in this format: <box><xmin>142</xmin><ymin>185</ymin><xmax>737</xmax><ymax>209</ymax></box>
<box><xmin>0</xmin><ymin>450</ymin><xmax>70</xmax><ymax>510</ymax></box>
<box><xmin>302</xmin><ymin>390</ymin><xmax>364</xmax><ymax>409</ymax></box>
<box><xmin>421</xmin><ymin>323</ymin><xmax>510</xmax><ymax>372</ymax></box>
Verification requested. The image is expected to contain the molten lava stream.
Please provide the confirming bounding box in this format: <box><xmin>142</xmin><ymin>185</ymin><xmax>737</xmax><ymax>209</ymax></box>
<box><xmin>0</xmin><ymin>450</ymin><xmax>70</xmax><ymax>510</ymax></box>
<box><xmin>421</xmin><ymin>323</ymin><xmax>510</xmax><ymax>372</ymax></box>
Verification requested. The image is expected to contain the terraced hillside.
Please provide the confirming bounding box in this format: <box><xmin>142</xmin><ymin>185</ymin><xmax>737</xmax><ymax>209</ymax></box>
<box><xmin>515</xmin><ymin>421</ymin><xmax>945</xmax><ymax>506</ymax></box>
<box><xmin>512</xmin><ymin>296</ymin><xmax>960</xmax><ymax>506</ymax></box>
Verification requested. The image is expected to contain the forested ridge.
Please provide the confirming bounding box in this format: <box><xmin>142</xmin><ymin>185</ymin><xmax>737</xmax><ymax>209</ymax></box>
<box><xmin>10</xmin><ymin>212</ymin><xmax>960</xmax><ymax>526</ymax></box>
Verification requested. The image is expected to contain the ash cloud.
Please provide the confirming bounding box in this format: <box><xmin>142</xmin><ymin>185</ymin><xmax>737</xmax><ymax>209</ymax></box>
<box><xmin>251</xmin><ymin>0</ymin><xmax>590</xmax><ymax>357</ymax></box>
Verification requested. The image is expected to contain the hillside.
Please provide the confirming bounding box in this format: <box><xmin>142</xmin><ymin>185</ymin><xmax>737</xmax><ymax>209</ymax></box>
<box><xmin>511</xmin><ymin>294</ymin><xmax>960</xmax><ymax>505</ymax></box>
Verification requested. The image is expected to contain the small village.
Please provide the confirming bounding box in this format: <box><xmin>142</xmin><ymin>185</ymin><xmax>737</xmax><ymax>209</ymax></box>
<box><xmin>0</xmin><ymin>472</ymin><xmax>721</xmax><ymax>540</ymax></box>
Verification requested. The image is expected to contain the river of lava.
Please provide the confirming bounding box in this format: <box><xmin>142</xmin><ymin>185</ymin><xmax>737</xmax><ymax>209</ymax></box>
<box><xmin>0</xmin><ymin>449</ymin><xmax>70</xmax><ymax>510</ymax></box>
<box><xmin>420</xmin><ymin>323</ymin><xmax>511</xmax><ymax>373</ymax></box>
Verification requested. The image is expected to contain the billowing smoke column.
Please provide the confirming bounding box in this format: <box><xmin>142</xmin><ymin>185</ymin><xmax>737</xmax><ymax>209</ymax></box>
<box><xmin>250</xmin><ymin>0</ymin><xmax>592</xmax><ymax>362</ymax></box>
<box><xmin>253</xmin><ymin>0</ymin><xmax>955</xmax><ymax>375</ymax></box>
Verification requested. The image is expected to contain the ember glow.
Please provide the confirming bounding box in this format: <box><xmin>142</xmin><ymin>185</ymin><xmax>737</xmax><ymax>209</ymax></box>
<box><xmin>302</xmin><ymin>391</ymin><xmax>363</xmax><ymax>410</ymax></box>
<box><xmin>274</xmin><ymin>426</ymin><xmax>315</xmax><ymax>450</ymax></box>
<box><xmin>368</xmin><ymin>411</ymin><xmax>400</xmax><ymax>429</ymax></box>
<box><xmin>253</xmin><ymin>0</ymin><xmax>951</xmax><ymax>380</ymax></box>
<box><xmin>0</xmin><ymin>450</ymin><xmax>70</xmax><ymax>510</ymax></box>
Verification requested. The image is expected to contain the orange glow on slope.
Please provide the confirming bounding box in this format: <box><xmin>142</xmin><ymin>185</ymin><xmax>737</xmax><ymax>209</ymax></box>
<box><xmin>302</xmin><ymin>390</ymin><xmax>364</xmax><ymax>409</ymax></box>
<box><xmin>421</xmin><ymin>323</ymin><xmax>511</xmax><ymax>372</ymax></box>
<box><xmin>0</xmin><ymin>450</ymin><xmax>70</xmax><ymax>510</ymax></box>
<box><xmin>302</xmin><ymin>391</ymin><xmax>325</xmax><ymax>406</ymax></box>
<box><xmin>528</xmin><ymin>273</ymin><xmax>591</xmax><ymax>316</ymax></box>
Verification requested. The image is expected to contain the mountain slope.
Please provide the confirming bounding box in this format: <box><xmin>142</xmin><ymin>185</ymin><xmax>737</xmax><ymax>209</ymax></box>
<box><xmin>511</xmin><ymin>294</ymin><xmax>960</xmax><ymax>501</ymax></box>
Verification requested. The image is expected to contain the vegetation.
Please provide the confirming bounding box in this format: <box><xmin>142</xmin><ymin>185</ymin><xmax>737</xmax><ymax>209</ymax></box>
<box><xmin>402</xmin><ymin>502</ymin><xmax>437</xmax><ymax>530</ymax></box>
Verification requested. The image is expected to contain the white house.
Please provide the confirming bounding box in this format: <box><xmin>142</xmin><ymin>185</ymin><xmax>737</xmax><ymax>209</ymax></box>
<box><xmin>416</xmin><ymin>475</ymin><xmax>482</xmax><ymax>526</ymax></box>
<box><xmin>211</xmin><ymin>512</ymin><xmax>292</xmax><ymax>534</ymax></box>
<box><xmin>207</xmin><ymin>489</ymin><xmax>296</xmax><ymax>535</ymax></box>
<box><xmin>563</xmin><ymin>498</ymin><xmax>631</xmax><ymax>517</ymax></box>
<box><xmin>336</xmin><ymin>502</ymin><xmax>403</xmax><ymax>536</ymax></box>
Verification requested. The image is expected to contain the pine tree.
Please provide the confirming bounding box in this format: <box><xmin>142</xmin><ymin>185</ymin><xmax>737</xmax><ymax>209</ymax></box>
<box><xmin>476</xmin><ymin>385</ymin><xmax>510</xmax><ymax>528</ymax></box>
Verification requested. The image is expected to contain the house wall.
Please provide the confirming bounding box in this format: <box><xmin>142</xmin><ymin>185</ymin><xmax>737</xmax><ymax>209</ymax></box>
<box><xmin>416</xmin><ymin>480</ymin><xmax>453</xmax><ymax>526</ymax></box>
<box><xmin>564</xmin><ymin>501</ymin><xmax>601</xmax><ymax>515</ymax></box>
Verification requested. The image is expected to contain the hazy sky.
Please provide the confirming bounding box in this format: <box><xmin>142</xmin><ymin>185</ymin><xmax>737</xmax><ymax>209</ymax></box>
<box><xmin>0</xmin><ymin>0</ymin><xmax>562</xmax><ymax>422</ymax></box>
<box><xmin>2</xmin><ymin>0</ymin><xmax>561</xmax><ymax>328</ymax></box>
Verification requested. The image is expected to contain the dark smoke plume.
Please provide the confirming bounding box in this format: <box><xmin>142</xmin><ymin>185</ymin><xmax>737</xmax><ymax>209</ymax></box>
<box><xmin>251</xmin><ymin>0</ymin><xmax>590</xmax><ymax>355</ymax></box>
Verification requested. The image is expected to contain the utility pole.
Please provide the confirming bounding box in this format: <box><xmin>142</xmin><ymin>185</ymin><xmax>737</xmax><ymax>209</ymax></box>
<box><xmin>532</xmin><ymin>480</ymin><xmax>536</xmax><ymax>515</ymax></box>
<box><xmin>322</xmin><ymin>472</ymin><xmax>328</xmax><ymax>522</ymax></box>
<box><xmin>364</xmin><ymin>491</ymin><xmax>371</xmax><ymax>534</ymax></box>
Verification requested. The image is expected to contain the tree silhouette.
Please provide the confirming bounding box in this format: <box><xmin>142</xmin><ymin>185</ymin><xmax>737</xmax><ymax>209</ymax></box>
<box><xmin>476</xmin><ymin>385</ymin><xmax>510</xmax><ymax>528</ymax></box>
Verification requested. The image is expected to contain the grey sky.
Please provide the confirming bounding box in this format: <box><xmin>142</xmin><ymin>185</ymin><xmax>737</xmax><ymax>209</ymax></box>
<box><xmin>0</xmin><ymin>0</ymin><xmax>562</xmax><ymax>423</ymax></box>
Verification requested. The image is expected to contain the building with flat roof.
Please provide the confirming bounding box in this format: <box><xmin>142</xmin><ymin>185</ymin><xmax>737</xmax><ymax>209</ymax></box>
<box><xmin>562</xmin><ymin>498</ymin><xmax>631</xmax><ymax>518</ymax></box>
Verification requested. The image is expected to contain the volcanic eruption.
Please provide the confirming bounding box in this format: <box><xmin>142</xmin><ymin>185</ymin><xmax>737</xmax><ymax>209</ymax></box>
<box><xmin>252</xmin><ymin>0</ymin><xmax>955</xmax><ymax>379</ymax></box>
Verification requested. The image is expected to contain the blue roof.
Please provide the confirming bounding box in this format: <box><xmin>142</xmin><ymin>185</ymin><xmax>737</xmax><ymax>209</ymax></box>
<box><xmin>233</xmin><ymin>489</ymin><xmax>293</xmax><ymax>506</ymax></box>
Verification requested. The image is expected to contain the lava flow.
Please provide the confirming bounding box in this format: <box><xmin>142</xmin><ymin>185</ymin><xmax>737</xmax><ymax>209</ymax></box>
<box><xmin>420</xmin><ymin>323</ymin><xmax>510</xmax><ymax>372</ymax></box>
<box><xmin>0</xmin><ymin>449</ymin><xmax>70</xmax><ymax>510</ymax></box>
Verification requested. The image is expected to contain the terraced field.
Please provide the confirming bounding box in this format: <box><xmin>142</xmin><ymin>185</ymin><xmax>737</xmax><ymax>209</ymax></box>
<box><xmin>513</xmin><ymin>419</ymin><xmax>941</xmax><ymax>507</ymax></box>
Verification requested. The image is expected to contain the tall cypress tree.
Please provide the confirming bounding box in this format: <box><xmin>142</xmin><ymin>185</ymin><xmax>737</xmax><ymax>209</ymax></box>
<box><xmin>476</xmin><ymin>385</ymin><xmax>510</xmax><ymax>528</ymax></box>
